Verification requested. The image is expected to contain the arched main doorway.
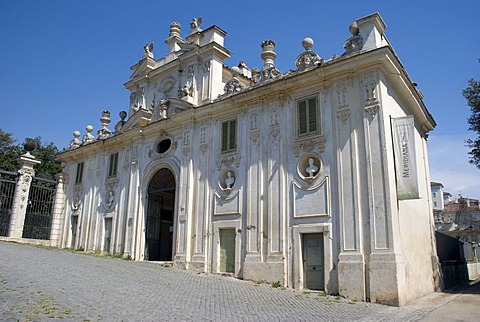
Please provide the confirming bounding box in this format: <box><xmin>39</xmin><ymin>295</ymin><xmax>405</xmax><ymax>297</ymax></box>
<box><xmin>145</xmin><ymin>168</ymin><xmax>176</xmax><ymax>261</ymax></box>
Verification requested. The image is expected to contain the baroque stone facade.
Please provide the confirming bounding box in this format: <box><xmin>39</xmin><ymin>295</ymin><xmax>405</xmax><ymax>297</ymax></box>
<box><xmin>56</xmin><ymin>13</ymin><xmax>439</xmax><ymax>306</ymax></box>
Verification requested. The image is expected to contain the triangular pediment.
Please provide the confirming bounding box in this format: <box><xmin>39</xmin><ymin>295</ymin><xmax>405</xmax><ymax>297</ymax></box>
<box><xmin>177</xmin><ymin>42</ymin><xmax>199</xmax><ymax>53</ymax></box>
<box><xmin>121</xmin><ymin>108</ymin><xmax>153</xmax><ymax>131</ymax></box>
<box><xmin>167</xmin><ymin>98</ymin><xmax>194</xmax><ymax>115</ymax></box>
<box><xmin>130</xmin><ymin>56</ymin><xmax>156</xmax><ymax>79</ymax></box>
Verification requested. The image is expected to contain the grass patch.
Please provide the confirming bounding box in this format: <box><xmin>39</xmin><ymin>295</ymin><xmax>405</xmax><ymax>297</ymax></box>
<box><xmin>271</xmin><ymin>281</ymin><xmax>282</xmax><ymax>288</ymax></box>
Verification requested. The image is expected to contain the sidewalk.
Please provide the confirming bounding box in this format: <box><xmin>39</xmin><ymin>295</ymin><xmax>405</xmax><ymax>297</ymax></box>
<box><xmin>418</xmin><ymin>279</ymin><xmax>480</xmax><ymax>321</ymax></box>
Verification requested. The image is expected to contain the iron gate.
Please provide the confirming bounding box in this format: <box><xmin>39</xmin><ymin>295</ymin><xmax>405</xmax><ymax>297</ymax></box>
<box><xmin>0</xmin><ymin>170</ymin><xmax>17</xmax><ymax>236</ymax></box>
<box><xmin>22</xmin><ymin>176</ymin><xmax>56</xmax><ymax>240</ymax></box>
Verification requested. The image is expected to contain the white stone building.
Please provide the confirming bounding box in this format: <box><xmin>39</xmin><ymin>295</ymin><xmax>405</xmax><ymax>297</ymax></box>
<box><xmin>57</xmin><ymin>13</ymin><xmax>439</xmax><ymax>306</ymax></box>
<box><xmin>431</xmin><ymin>182</ymin><xmax>444</xmax><ymax>210</ymax></box>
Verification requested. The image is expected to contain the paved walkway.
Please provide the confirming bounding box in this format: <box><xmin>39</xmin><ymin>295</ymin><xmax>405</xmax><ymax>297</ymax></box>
<box><xmin>0</xmin><ymin>241</ymin><xmax>478</xmax><ymax>321</ymax></box>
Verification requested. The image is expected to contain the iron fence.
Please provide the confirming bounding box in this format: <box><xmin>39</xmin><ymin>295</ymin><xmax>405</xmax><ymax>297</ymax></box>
<box><xmin>0</xmin><ymin>170</ymin><xmax>17</xmax><ymax>236</ymax></box>
<box><xmin>22</xmin><ymin>176</ymin><xmax>56</xmax><ymax>240</ymax></box>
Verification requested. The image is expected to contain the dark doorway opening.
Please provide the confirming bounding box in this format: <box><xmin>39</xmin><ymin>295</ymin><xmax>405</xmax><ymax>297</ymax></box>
<box><xmin>71</xmin><ymin>215</ymin><xmax>78</xmax><ymax>249</ymax></box>
<box><xmin>146</xmin><ymin>168</ymin><xmax>176</xmax><ymax>261</ymax></box>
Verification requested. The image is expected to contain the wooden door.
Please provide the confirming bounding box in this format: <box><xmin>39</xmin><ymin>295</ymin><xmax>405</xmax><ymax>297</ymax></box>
<box><xmin>219</xmin><ymin>228</ymin><xmax>235</xmax><ymax>273</ymax></box>
<box><xmin>104</xmin><ymin>218</ymin><xmax>112</xmax><ymax>253</ymax></box>
<box><xmin>302</xmin><ymin>233</ymin><xmax>324</xmax><ymax>290</ymax></box>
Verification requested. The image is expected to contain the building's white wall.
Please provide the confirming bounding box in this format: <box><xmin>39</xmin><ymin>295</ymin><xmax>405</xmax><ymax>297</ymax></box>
<box><xmin>57</xmin><ymin>14</ymin><xmax>439</xmax><ymax>307</ymax></box>
<box><xmin>379</xmin><ymin>78</ymin><xmax>437</xmax><ymax>303</ymax></box>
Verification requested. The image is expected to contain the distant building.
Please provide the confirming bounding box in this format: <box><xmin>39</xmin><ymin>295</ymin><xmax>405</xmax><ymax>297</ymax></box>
<box><xmin>56</xmin><ymin>13</ymin><xmax>439</xmax><ymax>306</ymax></box>
<box><xmin>432</xmin><ymin>183</ymin><xmax>480</xmax><ymax>276</ymax></box>
<box><xmin>431</xmin><ymin>182</ymin><xmax>444</xmax><ymax>210</ymax></box>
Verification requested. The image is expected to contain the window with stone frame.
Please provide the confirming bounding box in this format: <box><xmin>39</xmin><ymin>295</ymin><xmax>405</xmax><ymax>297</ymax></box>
<box><xmin>108</xmin><ymin>152</ymin><xmax>119</xmax><ymax>178</ymax></box>
<box><xmin>297</xmin><ymin>96</ymin><xmax>319</xmax><ymax>137</ymax></box>
<box><xmin>221</xmin><ymin>119</ymin><xmax>237</xmax><ymax>154</ymax></box>
<box><xmin>75</xmin><ymin>162</ymin><xmax>84</xmax><ymax>184</ymax></box>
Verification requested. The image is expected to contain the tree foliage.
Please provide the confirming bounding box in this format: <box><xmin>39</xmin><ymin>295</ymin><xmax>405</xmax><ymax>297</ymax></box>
<box><xmin>0</xmin><ymin>129</ymin><xmax>21</xmax><ymax>172</ymax></box>
<box><xmin>0</xmin><ymin>129</ymin><xmax>62</xmax><ymax>180</ymax></box>
<box><xmin>463</xmin><ymin>78</ymin><xmax>480</xmax><ymax>168</ymax></box>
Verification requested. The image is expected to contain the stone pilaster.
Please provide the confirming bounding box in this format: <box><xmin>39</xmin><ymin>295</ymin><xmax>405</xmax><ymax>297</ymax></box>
<box><xmin>49</xmin><ymin>173</ymin><xmax>67</xmax><ymax>247</ymax></box>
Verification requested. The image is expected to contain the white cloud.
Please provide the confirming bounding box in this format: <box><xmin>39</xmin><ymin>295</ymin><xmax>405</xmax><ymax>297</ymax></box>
<box><xmin>427</xmin><ymin>134</ymin><xmax>480</xmax><ymax>198</ymax></box>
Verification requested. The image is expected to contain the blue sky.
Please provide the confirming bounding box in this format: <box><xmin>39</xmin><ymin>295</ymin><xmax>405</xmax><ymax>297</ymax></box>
<box><xmin>1</xmin><ymin>0</ymin><xmax>479</xmax><ymax>197</ymax></box>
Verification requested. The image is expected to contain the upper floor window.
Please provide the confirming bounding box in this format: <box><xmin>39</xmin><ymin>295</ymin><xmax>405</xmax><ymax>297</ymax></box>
<box><xmin>75</xmin><ymin>162</ymin><xmax>84</xmax><ymax>184</ymax></box>
<box><xmin>297</xmin><ymin>97</ymin><xmax>319</xmax><ymax>137</ymax></box>
<box><xmin>108</xmin><ymin>152</ymin><xmax>119</xmax><ymax>178</ymax></box>
<box><xmin>221</xmin><ymin>119</ymin><xmax>237</xmax><ymax>154</ymax></box>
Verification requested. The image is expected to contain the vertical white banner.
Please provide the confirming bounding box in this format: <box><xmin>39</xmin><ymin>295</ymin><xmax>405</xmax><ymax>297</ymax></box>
<box><xmin>392</xmin><ymin>116</ymin><xmax>419</xmax><ymax>200</ymax></box>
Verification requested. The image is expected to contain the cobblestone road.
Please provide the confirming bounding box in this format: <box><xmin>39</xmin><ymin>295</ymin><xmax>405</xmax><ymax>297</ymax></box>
<box><xmin>0</xmin><ymin>241</ymin><xmax>468</xmax><ymax>321</ymax></box>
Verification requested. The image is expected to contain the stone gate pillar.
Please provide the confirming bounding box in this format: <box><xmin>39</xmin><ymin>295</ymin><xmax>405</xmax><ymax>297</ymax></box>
<box><xmin>8</xmin><ymin>143</ymin><xmax>41</xmax><ymax>239</ymax></box>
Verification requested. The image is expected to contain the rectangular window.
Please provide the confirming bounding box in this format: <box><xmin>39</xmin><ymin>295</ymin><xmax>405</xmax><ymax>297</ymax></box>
<box><xmin>221</xmin><ymin>119</ymin><xmax>237</xmax><ymax>153</ymax></box>
<box><xmin>297</xmin><ymin>97</ymin><xmax>318</xmax><ymax>137</ymax></box>
<box><xmin>75</xmin><ymin>162</ymin><xmax>84</xmax><ymax>184</ymax></box>
<box><xmin>433</xmin><ymin>192</ymin><xmax>436</xmax><ymax>198</ymax></box>
<box><xmin>108</xmin><ymin>152</ymin><xmax>119</xmax><ymax>178</ymax></box>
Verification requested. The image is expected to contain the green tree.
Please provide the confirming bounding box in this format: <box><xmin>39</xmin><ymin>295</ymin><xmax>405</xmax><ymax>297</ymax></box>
<box><xmin>463</xmin><ymin>78</ymin><xmax>480</xmax><ymax>168</ymax></box>
<box><xmin>0</xmin><ymin>129</ymin><xmax>21</xmax><ymax>172</ymax></box>
<box><xmin>24</xmin><ymin>137</ymin><xmax>62</xmax><ymax>181</ymax></box>
<box><xmin>0</xmin><ymin>129</ymin><xmax>62</xmax><ymax>180</ymax></box>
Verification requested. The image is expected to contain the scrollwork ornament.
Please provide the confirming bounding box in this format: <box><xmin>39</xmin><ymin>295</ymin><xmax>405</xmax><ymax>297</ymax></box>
<box><xmin>365</xmin><ymin>104</ymin><xmax>380</xmax><ymax>117</ymax></box>
<box><xmin>223</xmin><ymin>78</ymin><xmax>244</xmax><ymax>95</ymax></box>
<box><xmin>337</xmin><ymin>109</ymin><xmax>351</xmax><ymax>125</ymax></box>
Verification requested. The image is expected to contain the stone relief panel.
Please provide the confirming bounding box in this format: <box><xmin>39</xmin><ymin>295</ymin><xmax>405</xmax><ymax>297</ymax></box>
<box><xmin>131</xmin><ymin>145</ymin><xmax>139</xmax><ymax>168</ymax></box>
<box><xmin>201</xmin><ymin>61</ymin><xmax>211</xmax><ymax>101</ymax></box>
<box><xmin>96</xmin><ymin>154</ymin><xmax>104</xmax><ymax>178</ymax></box>
<box><xmin>199</xmin><ymin>120</ymin><xmax>209</xmax><ymax>155</ymax></box>
<box><xmin>335</xmin><ymin>79</ymin><xmax>348</xmax><ymax>108</ymax></box>
<box><xmin>72</xmin><ymin>185</ymin><xmax>84</xmax><ymax>212</ymax></box>
<box><xmin>292</xmin><ymin>176</ymin><xmax>330</xmax><ymax>218</ymax></box>
<box><xmin>249</xmin><ymin>109</ymin><xmax>260</xmax><ymax>151</ymax></box>
<box><xmin>269</xmin><ymin>106</ymin><xmax>280</xmax><ymax>149</ymax></box>
<box><xmin>292</xmin><ymin>136</ymin><xmax>326</xmax><ymax>157</ymax></box>
<box><xmin>103</xmin><ymin>189</ymin><xmax>116</xmax><ymax>213</ymax></box>
<box><xmin>250</xmin><ymin>111</ymin><xmax>259</xmax><ymax>131</ymax></box>
<box><xmin>249</xmin><ymin>131</ymin><xmax>260</xmax><ymax>150</ymax></box>
<box><xmin>213</xmin><ymin>189</ymin><xmax>242</xmax><ymax>215</ymax></box>
<box><xmin>216</xmin><ymin>155</ymin><xmax>241</xmax><ymax>171</ymax></box>
<box><xmin>130</xmin><ymin>87</ymin><xmax>146</xmax><ymax>112</ymax></box>
<box><xmin>103</xmin><ymin>177</ymin><xmax>119</xmax><ymax>213</ymax></box>
<box><xmin>178</xmin><ymin>64</ymin><xmax>195</xmax><ymax>99</ymax></box>
<box><xmin>182</xmin><ymin>123</ymin><xmax>192</xmax><ymax>158</ymax></box>
<box><xmin>159</xmin><ymin>76</ymin><xmax>176</xmax><ymax>99</ymax></box>
<box><xmin>86</xmin><ymin>159</ymin><xmax>94</xmax><ymax>180</ymax></box>
<box><xmin>17</xmin><ymin>168</ymin><xmax>34</xmax><ymax>209</ymax></box>
<box><xmin>362</xmin><ymin>70</ymin><xmax>381</xmax><ymax>117</ymax></box>
<box><xmin>279</xmin><ymin>94</ymin><xmax>292</xmax><ymax>108</ymax></box>
<box><xmin>123</xmin><ymin>147</ymin><xmax>131</xmax><ymax>170</ymax></box>
<box><xmin>337</xmin><ymin>109</ymin><xmax>351</xmax><ymax>125</ymax></box>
